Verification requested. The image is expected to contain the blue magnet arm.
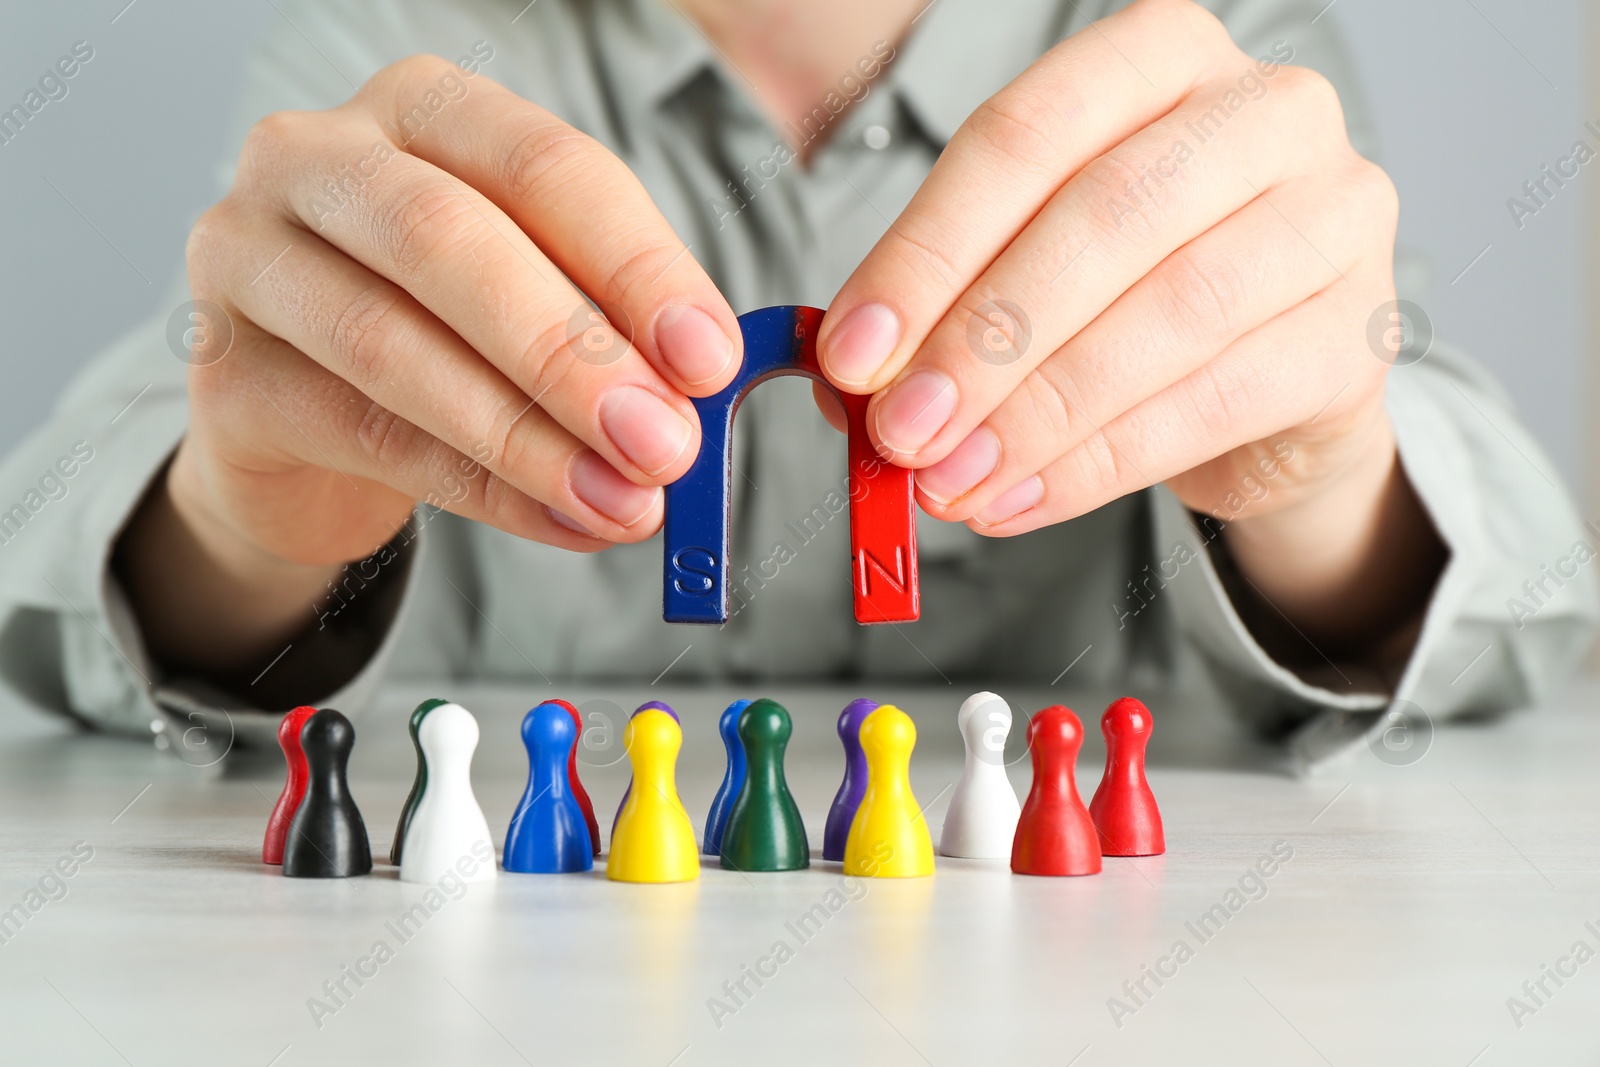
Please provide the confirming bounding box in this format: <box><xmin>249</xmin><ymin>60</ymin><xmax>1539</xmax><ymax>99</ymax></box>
<box><xmin>662</xmin><ymin>307</ymin><xmax>803</xmax><ymax>624</ymax></box>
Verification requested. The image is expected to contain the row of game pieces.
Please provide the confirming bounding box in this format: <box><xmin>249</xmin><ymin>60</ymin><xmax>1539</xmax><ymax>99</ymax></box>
<box><xmin>261</xmin><ymin>693</ymin><xmax>1163</xmax><ymax>882</ymax></box>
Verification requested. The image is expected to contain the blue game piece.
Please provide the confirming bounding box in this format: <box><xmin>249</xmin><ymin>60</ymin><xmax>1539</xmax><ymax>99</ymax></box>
<box><xmin>503</xmin><ymin>703</ymin><xmax>593</xmax><ymax>874</ymax></box>
<box><xmin>702</xmin><ymin>699</ymin><xmax>752</xmax><ymax>854</ymax></box>
<box><xmin>613</xmin><ymin>700</ymin><xmax>682</xmax><ymax>828</ymax></box>
<box><xmin>662</xmin><ymin>305</ymin><xmax>920</xmax><ymax>626</ymax></box>
<box><xmin>823</xmin><ymin>698</ymin><xmax>879</xmax><ymax>862</ymax></box>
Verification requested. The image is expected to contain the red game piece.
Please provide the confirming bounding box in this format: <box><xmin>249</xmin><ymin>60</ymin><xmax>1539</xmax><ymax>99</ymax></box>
<box><xmin>262</xmin><ymin>705</ymin><xmax>317</xmax><ymax>865</ymax></box>
<box><xmin>1089</xmin><ymin>697</ymin><xmax>1165</xmax><ymax>857</ymax></box>
<box><xmin>1011</xmin><ymin>706</ymin><xmax>1102</xmax><ymax>877</ymax></box>
<box><xmin>549</xmin><ymin>699</ymin><xmax>600</xmax><ymax>856</ymax></box>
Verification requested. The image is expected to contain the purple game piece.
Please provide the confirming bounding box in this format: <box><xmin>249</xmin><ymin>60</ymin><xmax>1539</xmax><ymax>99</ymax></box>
<box><xmin>823</xmin><ymin>699</ymin><xmax>879</xmax><ymax>862</ymax></box>
<box><xmin>636</xmin><ymin>700</ymin><xmax>680</xmax><ymax>721</ymax></box>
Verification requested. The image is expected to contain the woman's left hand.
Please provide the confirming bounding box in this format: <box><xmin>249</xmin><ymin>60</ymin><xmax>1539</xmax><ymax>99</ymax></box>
<box><xmin>817</xmin><ymin>0</ymin><xmax>1402</xmax><ymax>537</ymax></box>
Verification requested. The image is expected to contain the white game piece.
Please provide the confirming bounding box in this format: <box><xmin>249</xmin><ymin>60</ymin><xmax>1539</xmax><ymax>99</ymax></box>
<box><xmin>939</xmin><ymin>692</ymin><xmax>1022</xmax><ymax>859</ymax></box>
<box><xmin>400</xmin><ymin>703</ymin><xmax>497</xmax><ymax>885</ymax></box>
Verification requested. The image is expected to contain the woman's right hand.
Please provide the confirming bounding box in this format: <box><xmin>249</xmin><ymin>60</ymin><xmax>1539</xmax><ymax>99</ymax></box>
<box><xmin>122</xmin><ymin>55</ymin><xmax>741</xmax><ymax>677</ymax></box>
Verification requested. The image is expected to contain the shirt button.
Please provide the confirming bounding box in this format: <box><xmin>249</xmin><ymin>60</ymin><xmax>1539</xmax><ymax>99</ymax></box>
<box><xmin>863</xmin><ymin>124</ymin><xmax>892</xmax><ymax>150</ymax></box>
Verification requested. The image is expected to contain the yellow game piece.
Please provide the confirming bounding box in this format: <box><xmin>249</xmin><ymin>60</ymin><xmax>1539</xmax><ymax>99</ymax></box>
<box><xmin>843</xmin><ymin>704</ymin><xmax>935</xmax><ymax>878</ymax></box>
<box><xmin>607</xmin><ymin>709</ymin><xmax>700</xmax><ymax>884</ymax></box>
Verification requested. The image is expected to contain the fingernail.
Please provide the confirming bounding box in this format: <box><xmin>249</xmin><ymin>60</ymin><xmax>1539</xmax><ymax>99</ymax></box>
<box><xmin>916</xmin><ymin>427</ymin><xmax>1001</xmax><ymax>505</ymax></box>
<box><xmin>825</xmin><ymin>303</ymin><xmax>901</xmax><ymax>385</ymax></box>
<box><xmin>974</xmin><ymin>476</ymin><xmax>1044</xmax><ymax>526</ymax></box>
<box><xmin>599</xmin><ymin>386</ymin><xmax>695</xmax><ymax>477</ymax></box>
<box><xmin>655</xmin><ymin>304</ymin><xmax>734</xmax><ymax>386</ymax></box>
<box><xmin>546</xmin><ymin>505</ymin><xmax>596</xmax><ymax>536</ymax></box>
<box><xmin>874</xmin><ymin>369</ymin><xmax>956</xmax><ymax>456</ymax></box>
<box><xmin>568</xmin><ymin>450</ymin><xmax>661</xmax><ymax>527</ymax></box>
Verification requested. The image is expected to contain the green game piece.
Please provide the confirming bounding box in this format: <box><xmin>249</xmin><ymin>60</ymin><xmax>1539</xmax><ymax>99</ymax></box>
<box><xmin>720</xmin><ymin>699</ymin><xmax>810</xmax><ymax>872</ymax></box>
<box><xmin>389</xmin><ymin>698</ymin><xmax>451</xmax><ymax>866</ymax></box>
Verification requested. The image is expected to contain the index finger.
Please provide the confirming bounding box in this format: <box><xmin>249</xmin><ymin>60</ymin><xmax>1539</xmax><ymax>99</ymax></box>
<box><xmin>359</xmin><ymin>56</ymin><xmax>743</xmax><ymax>397</ymax></box>
<box><xmin>816</xmin><ymin>0</ymin><xmax>1236</xmax><ymax>392</ymax></box>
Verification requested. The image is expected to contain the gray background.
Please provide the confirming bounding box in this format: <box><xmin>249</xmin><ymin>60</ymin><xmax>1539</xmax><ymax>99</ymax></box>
<box><xmin>0</xmin><ymin>0</ymin><xmax>1591</xmax><ymax>499</ymax></box>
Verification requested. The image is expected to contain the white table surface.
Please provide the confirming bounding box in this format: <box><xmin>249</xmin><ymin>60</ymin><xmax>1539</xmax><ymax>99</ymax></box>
<box><xmin>0</xmin><ymin>678</ymin><xmax>1596</xmax><ymax>1067</ymax></box>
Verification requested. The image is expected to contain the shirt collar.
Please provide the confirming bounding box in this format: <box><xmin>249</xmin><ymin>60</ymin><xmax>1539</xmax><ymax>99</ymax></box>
<box><xmin>604</xmin><ymin>0</ymin><xmax>720</xmax><ymax>113</ymax></box>
<box><xmin>886</xmin><ymin>0</ymin><xmax>1074</xmax><ymax>146</ymax></box>
<box><xmin>611</xmin><ymin>0</ymin><xmax>1072</xmax><ymax>138</ymax></box>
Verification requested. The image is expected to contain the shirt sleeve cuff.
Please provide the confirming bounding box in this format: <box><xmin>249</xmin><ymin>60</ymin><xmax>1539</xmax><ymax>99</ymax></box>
<box><xmin>57</xmin><ymin>458</ymin><xmax>430</xmax><ymax>749</ymax></box>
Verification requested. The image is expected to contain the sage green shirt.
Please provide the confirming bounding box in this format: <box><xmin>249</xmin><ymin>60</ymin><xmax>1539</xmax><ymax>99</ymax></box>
<box><xmin>0</xmin><ymin>0</ymin><xmax>1594</xmax><ymax>769</ymax></box>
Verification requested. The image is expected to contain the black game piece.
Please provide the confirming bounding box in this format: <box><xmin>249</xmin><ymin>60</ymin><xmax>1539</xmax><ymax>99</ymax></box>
<box><xmin>283</xmin><ymin>709</ymin><xmax>373</xmax><ymax>878</ymax></box>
